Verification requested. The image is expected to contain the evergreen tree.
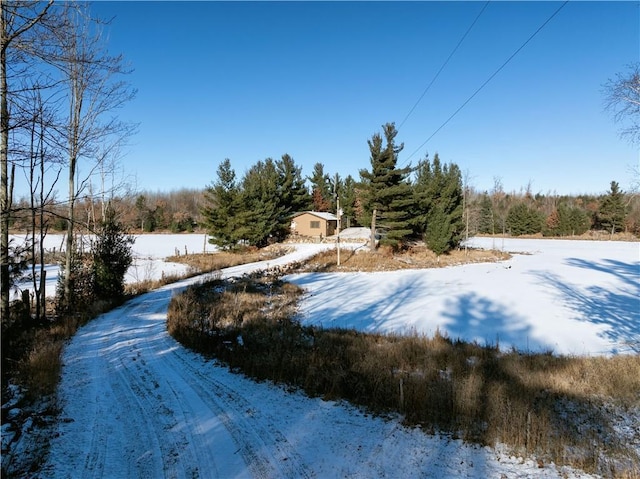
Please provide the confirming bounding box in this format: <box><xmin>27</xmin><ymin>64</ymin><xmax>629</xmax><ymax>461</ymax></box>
<box><xmin>425</xmin><ymin>204</ymin><xmax>453</xmax><ymax>256</ymax></box>
<box><xmin>567</xmin><ymin>205</ymin><xmax>591</xmax><ymax>235</ymax></box>
<box><xmin>202</xmin><ymin>159</ymin><xmax>242</xmax><ymax>250</ymax></box>
<box><xmin>477</xmin><ymin>193</ymin><xmax>494</xmax><ymax>234</ymax></box>
<box><xmin>92</xmin><ymin>204</ymin><xmax>135</xmax><ymax>300</ymax></box>
<box><xmin>359</xmin><ymin>123</ymin><xmax>413</xmax><ymax>248</ymax></box>
<box><xmin>276</xmin><ymin>154</ymin><xmax>311</xmax><ymax>238</ymax></box>
<box><xmin>340</xmin><ymin>175</ymin><xmax>358</xmax><ymax>227</ymax></box>
<box><xmin>237</xmin><ymin>159</ymin><xmax>284</xmax><ymax>247</ymax></box>
<box><xmin>277</xmin><ymin>154</ymin><xmax>311</xmax><ymax>214</ymax></box>
<box><xmin>308</xmin><ymin>162</ymin><xmax>332</xmax><ymax>211</ymax></box>
<box><xmin>597</xmin><ymin>181</ymin><xmax>627</xmax><ymax>234</ymax></box>
<box><xmin>506</xmin><ymin>202</ymin><xmax>544</xmax><ymax>236</ymax></box>
<box><xmin>543</xmin><ymin>203</ymin><xmax>590</xmax><ymax>237</ymax></box>
<box><xmin>413</xmin><ymin>153</ymin><xmax>464</xmax><ymax>252</ymax></box>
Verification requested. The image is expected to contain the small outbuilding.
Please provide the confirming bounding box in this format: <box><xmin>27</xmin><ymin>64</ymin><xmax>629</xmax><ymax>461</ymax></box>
<box><xmin>290</xmin><ymin>211</ymin><xmax>337</xmax><ymax>239</ymax></box>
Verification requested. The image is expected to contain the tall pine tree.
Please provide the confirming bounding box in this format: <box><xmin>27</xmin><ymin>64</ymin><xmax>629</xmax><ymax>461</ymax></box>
<box><xmin>413</xmin><ymin>153</ymin><xmax>464</xmax><ymax>253</ymax></box>
<box><xmin>597</xmin><ymin>180</ymin><xmax>627</xmax><ymax>234</ymax></box>
<box><xmin>276</xmin><ymin>154</ymin><xmax>311</xmax><ymax>237</ymax></box>
<box><xmin>308</xmin><ymin>162</ymin><xmax>332</xmax><ymax>212</ymax></box>
<box><xmin>359</xmin><ymin>123</ymin><xmax>413</xmax><ymax>248</ymax></box>
<box><xmin>202</xmin><ymin>159</ymin><xmax>242</xmax><ymax>250</ymax></box>
<box><xmin>237</xmin><ymin>159</ymin><xmax>284</xmax><ymax>247</ymax></box>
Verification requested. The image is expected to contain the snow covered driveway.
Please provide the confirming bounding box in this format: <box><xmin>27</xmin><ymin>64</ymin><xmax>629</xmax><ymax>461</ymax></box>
<box><xmin>36</xmin><ymin>242</ymin><xmax>598</xmax><ymax>478</ymax></box>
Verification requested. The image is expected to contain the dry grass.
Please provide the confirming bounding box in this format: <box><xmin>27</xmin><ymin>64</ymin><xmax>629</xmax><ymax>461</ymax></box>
<box><xmin>17</xmin><ymin>331</ymin><xmax>64</xmax><ymax>400</ymax></box>
<box><xmin>165</xmin><ymin>244</ymin><xmax>292</xmax><ymax>272</ymax></box>
<box><xmin>296</xmin><ymin>245</ymin><xmax>511</xmax><ymax>273</ymax></box>
<box><xmin>167</xmin><ymin>269</ymin><xmax>640</xmax><ymax>477</ymax></box>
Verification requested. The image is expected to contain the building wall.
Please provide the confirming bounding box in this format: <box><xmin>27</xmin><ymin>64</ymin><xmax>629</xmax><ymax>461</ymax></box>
<box><xmin>291</xmin><ymin>213</ymin><xmax>336</xmax><ymax>238</ymax></box>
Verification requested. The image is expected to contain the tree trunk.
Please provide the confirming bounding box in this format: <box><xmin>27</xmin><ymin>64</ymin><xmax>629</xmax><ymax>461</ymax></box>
<box><xmin>1</xmin><ymin>6</ymin><xmax>10</xmax><ymax>322</ymax></box>
<box><xmin>370</xmin><ymin>208</ymin><xmax>377</xmax><ymax>252</ymax></box>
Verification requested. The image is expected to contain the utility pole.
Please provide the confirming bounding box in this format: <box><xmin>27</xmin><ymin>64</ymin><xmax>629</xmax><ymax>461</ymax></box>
<box><xmin>336</xmin><ymin>196</ymin><xmax>341</xmax><ymax>266</ymax></box>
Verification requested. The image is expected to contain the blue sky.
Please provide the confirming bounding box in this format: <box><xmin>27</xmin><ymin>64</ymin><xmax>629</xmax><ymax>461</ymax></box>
<box><xmin>88</xmin><ymin>1</ymin><xmax>639</xmax><ymax>196</ymax></box>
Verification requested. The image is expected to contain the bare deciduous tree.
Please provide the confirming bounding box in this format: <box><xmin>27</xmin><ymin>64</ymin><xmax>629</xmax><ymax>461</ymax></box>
<box><xmin>1</xmin><ymin>0</ymin><xmax>54</xmax><ymax>322</ymax></box>
<box><xmin>48</xmin><ymin>4</ymin><xmax>136</xmax><ymax>311</ymax></box>
<box><xmin>604</xmin><ymin>63</ymin><xmax>640</xmax><ymax>146</ymax></box>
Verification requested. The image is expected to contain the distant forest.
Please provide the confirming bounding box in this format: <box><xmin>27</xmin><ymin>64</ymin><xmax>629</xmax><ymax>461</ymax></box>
<box><xmin>10</xmin><ymin>126</ymin><xmax>639</xmax><ymax>248</ymax></box>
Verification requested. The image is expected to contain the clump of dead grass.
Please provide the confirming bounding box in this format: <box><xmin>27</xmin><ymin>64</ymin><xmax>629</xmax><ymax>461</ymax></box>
<box><xmin>17</xmin><ymin>331</ymin><xmax>64</xmax><ymax>400</ymax></box>
<box><xmin>295</xmin><ymin>245</ymin><xmax>511</xmax><ymax>273</ymax></box>
<box><xmin>166</xmin><ymin>245</ymin><xmax>292</xmax><ymax>273</ymax></box>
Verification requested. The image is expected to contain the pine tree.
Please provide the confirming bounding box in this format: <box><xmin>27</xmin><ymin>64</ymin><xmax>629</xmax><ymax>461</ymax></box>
<box><xmin>202</xmin><ymin>159</ymin><xmax>242</xmax><ymax>250</ymax></box>
<box><xmin>413</xmin><ymin>153</ymin><xmax>464</xmax><ymax>253</ymax></box>
<box><xmin>238</xmin><ymin>159</ymin><xmax>284</xmax><ymax>247</ymax></box>
<box><xmin>359</xmin><ymin>123</ymin><xmax>413</xmax><ymax>248</ymax></box>
<box><xmin>597</xmin><ymin>181</ymin><xmax>627</xmax><ymax>234</ymax></box>
<box><xmin>477</xmin><ymin>193</ymin><xmax>494</xmax><ymax>234</ymax></box>
<box><xmin>276</xmin><ymin>154</ymin><xmax>311</xmax><ymax>237</ymax></box>
<box><xmin>506</xmin><ymin>202</ymin><xmax>543</xmax><ymax>236</ymax></box>
<box><xmin>92</xmin><ymin>203</ymin><xmax>135</xmax><ymax>300</ymax></box>
<box><xmin>308</xmin><ymin>162</ymin><xmax>332</xmax><ymax>211</ymax></box>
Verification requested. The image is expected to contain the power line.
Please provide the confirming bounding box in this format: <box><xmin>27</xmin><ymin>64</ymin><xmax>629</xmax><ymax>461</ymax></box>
<box><xmin>397</xmin><ymin>0</ymin><xmax>491</xmax><ymax>132</ymax></box>
<box><xmin>403</xmin><ymin>0</ymin><xmax>570</xmax><ymax>164</ymax></box>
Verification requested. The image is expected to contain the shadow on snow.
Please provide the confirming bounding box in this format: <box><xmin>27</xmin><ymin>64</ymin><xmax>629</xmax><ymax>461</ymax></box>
<box><xmin>534</xmin><ymin>258</ymin><xmax>640</xmax><ymax>354</ymax></box>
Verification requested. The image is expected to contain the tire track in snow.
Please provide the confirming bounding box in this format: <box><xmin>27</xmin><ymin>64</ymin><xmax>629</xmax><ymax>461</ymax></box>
<box><xmin>167</xmin><ymin>346</ymin><xmax>312</xmax><ymax>479</ymax></box>
<box><xmin>41</xmin><ymin>245</ymin><xmax>330</xmax><ymax>478</ymax></box>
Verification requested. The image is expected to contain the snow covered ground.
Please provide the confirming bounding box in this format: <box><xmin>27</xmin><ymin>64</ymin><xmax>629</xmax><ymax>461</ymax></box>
<box><xmin>5</xmin><ymin>234</ymin><xmax>639</xmax><ymax>478</ymax></box>
<box><xmin>286</xmin><ymin>237</ymin><xmax>640</xmax><ymax>356</ymax></box>
<box><xmin>9</xmin><ymin>233</ymin><xmax>214</xmax><ymax>299</ymax></box>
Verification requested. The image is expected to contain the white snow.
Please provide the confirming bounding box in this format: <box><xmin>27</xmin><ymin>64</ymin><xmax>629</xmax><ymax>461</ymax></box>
<box><xmin>286</xmin><ymin>237</ymin><xmax>640</xmax><ymax>356</ymax></box>
<box><xmin>9</xmin><ymin>235</ymin><xmax>639</xmax><ymax>478</ymax></box>
<box><xmin>9</xmin><ymin>233</ymin><xmax>214</xmax><ymax>299</ymax></box>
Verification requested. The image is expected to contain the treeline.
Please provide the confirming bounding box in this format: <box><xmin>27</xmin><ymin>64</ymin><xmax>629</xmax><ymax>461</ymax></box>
<box><xmin>12</xmin><ymin>124</ymin><xmax>638</xmax><ymax>252</ymax></box>
<box><xmin>199</xmin><ymin>122</ymin><xmax>640</xmax><ymax>251</ymax></box>
<box><xmin>10</xmin><ymin>188</ymin><xmax>206</xmax><ymax>234</ymax></box>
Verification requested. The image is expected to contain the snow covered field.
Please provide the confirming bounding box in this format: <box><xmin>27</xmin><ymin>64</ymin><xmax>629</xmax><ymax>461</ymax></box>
<box><xmin>287</xmin><ymin>237</ymin><xmax>640</xmax><ymax>356</ymax></box>
<box><xmin>9</xmin><ymin>233</ymin><xmax>214</xmax><ymax>299</ymax></box>
<box><xmin>5</xmin><ymin>234</ymin><xmax>639</xmax><ymax>478</ymax></box>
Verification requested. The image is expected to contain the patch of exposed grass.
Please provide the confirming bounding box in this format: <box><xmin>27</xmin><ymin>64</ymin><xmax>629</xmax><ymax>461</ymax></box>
<box><xmin>167</xmin><ymin>272</ymin><xmax>640</xmax><ymax>477</ymax></box>
<box><xmin>165</xmin><ymin>245</ymin><xmax>292</xmax><ymax>272</ymax></box>
<box><xmin>295</xmin><ymin>245</ymin><xmax>511</xmax><ymax>273</ymax></box>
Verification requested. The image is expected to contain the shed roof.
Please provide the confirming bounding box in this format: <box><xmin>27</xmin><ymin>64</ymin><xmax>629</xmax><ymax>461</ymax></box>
<box><xmin>292</xmin><ymin>211</ymin><xmax>337</xmax><ymax>221</ymax></box>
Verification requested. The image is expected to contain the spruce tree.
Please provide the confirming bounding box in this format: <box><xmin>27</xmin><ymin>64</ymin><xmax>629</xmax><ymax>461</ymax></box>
<box><xmin>597</xmin><ymin>181</ymin><xmax>627</xmax><ymax>234</ymax></box>
<box><xmin>238</xmin><ymin>159</ymin><xmax>284</xmax><ymax>247</ymax></box>
<box><xmin>202</xmin><ymin>159</ymin><xmax>242</xmax><ymax>250</ymax></box>
<box><xmin>276</xmin><ymin>154</ymin><xmax>311</xmax><ymax>237</ymax></box>
<box><xmin>340</xmin><ymin>175</ymin><xmax>358</xmax><ymax>227</ymax></box>
<box><xmin>544</xmin><ymin>203</ymin><xmax>590</xmax><ymax>237</ymax></box>
<box><xmin>359</xmin><ymin>123</ymin><xmax>413</xmax><ymax>248</ymax></box>
<box><xmin>425</xmin><ymin>204</ymin><xmax>453</xmax><ymax>256</ymax></box>
<box><xmin>308</xmin><ymin>162</ymin><xmax>332</xmax><ymax>211</ymax></box>
<box><xmin>276</xmin><ymin>154</ymin><xmax>311</xmax><ymax>214</ymax></box>
<box><xmin>506</xmin><ymin>202</ymin><xmax>543</xmax><ymax>236</ymax></box>
<box><xmin>92</xmin><ymin>204</ymin><xmax>135</xmax><ymax>300</ymax></box>
<box><xmin>413</xmin><ymin>153</ymin><xmax>464</xmax><ymax>253</ymax></box>
<box><xmin>477</xmin><ymin>193</ymin><xmax>494</xmax><ymax>234</ymax></box>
